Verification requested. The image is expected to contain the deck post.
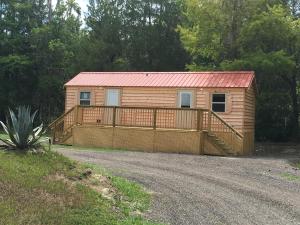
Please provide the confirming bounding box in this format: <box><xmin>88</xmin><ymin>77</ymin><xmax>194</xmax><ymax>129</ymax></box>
<box><xmin>112</xmin><ymin>107</ymin><xmax>116</xmax><ymax>127</ymax></box>
<box><xmin>75</xmin><ymin>105</ymin><xmax>79</xmax><ymax>124</ymax></box>
<box><xmin>153</xmin><ymin>108</ymin><xmax>157</xmax><ymax>130</ymax></box>
<box><xmin>208</xmin><ymin>110</ymin><xmax>212</xmax><ymax>132</ymax></box>
<box><xmin>77</xmin><ymin>106</ymin><xmax>83</xmax><ymax>125</ymax></box>
<box><xmin>197</xmin><ymin>109</ymin><xmax>203</xmax><ymax>131</ymax></box>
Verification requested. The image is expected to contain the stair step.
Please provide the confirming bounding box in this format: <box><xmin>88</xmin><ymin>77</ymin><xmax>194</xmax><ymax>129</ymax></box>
<box><xmin>207</xmin><ymin>133</ymin><xmax>216</xmax><ymax>137</ymax></box>
<box><xmin>207</xmin><ymin>132</ymin><xmax>235</xmax><ymax>155</ymax></box>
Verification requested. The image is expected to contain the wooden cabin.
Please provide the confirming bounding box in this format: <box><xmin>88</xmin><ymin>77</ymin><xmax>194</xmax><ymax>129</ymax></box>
<box><xmin>50</xmin><ymin>71</ymin><xmax>255</xmax><ymax>156</ymax></box>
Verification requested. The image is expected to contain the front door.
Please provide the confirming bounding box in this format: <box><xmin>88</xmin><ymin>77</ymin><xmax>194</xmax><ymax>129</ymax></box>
<box><xmin>103</xmin><ymin>89</ymin><xmax>120</xmax><ymax>124</ymax></box>
<box><xmin>176</xmin><ymin>91</ymin><xmax>194</xmax><ymax>129</ymax></box>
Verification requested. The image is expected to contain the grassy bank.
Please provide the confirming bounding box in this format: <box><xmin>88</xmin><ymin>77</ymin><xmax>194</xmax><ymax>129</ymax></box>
<box><xmin>0</xmin><ymin>150</ymin><xmax>161</xmax><ymax>225</ymax></box>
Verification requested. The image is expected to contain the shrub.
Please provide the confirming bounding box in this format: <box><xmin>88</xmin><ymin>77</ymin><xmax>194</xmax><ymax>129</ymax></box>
<box><xmin>0</xmin><ymin>106</ymin><xmax>45</xmax><ymax>151</ymax></box>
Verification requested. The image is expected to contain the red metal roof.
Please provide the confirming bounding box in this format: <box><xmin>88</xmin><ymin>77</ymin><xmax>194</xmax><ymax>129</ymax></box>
<box><xmin>65</xmin><ymin>71</ymin><xmax>255</xmax><ymax>88</ymax></box>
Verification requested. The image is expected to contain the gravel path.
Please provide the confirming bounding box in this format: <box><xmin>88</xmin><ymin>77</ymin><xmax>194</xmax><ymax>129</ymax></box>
<box><xmin>58</xmin><ymin>148</ymin><xmax>300</xmax><ymax>225</ymax></box>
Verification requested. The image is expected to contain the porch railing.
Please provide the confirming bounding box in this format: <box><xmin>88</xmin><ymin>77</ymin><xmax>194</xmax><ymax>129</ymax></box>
<box><xmin>49</xmin><ymin>105</ymin><xmax>244</xmax><ymax>152</ymax></box>
<box><xmin>77</xmin><ymin>106</ymin><xmax>203</xmax><ymax>130</ymax></box>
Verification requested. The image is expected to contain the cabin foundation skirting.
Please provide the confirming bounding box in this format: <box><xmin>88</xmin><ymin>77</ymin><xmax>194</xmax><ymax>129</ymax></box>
<box><xmin>63</xmin><ymin>125</ymin><xmax>249</xmax><ymax>156</ymax></box>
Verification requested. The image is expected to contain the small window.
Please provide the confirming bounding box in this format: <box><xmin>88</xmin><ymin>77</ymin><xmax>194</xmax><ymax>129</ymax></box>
<box><xmin>80</xmin><ymin>92</ymin><xmax>91</xmax><ymax>106</ymax></box>
<box><xmin>179</xmin><ymin>91</ymin><xmax>192</xmax><ymax>108</ymax></box>
<box><xmin>212</xmin><ymin>93</ymin><xmax>226</xmax><ymax>112</ymax></box>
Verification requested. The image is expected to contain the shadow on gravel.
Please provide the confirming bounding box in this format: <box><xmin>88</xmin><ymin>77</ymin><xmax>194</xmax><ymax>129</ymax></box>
<box><xmin>253</xmin><ymin>142</ymin><xmax>300</xmax><ymax>165</ymax></box>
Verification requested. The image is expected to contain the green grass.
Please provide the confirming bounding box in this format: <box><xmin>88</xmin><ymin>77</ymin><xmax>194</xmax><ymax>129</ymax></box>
<box><xmin>0</xmin><ymin>150</ymin><xmax>162</xmax><ymax>225</ymax></box>
<box><xmin>84</xmin><ymin>163</ymin><xmax>151</xmax><ymax>215</ymax></box>
<box><xmin>282</xmin><ymin>161</ymin><xmax>300</xmax><ymax>182</ymax></box>
<box><xmin>281</xmin><ymin>172</ymin><xmax>300</xmax><ymax>181</ymax></box>
<box><xmin>53</xmin><ymin>144</ymin><xmax>125</xmax><ymax>153</ymax></box>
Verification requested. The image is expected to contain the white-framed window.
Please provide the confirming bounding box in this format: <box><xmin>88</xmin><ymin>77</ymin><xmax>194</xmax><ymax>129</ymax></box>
<box><xmin>179</xmin><ymin>91</ymin><xmax>193</xmax><ymax>108</ymax></box>
<box><xmin>106</xmin><ymin>89</ymin><xmax>120</xmax><ymax>106</ymax></box>
<box><xmin>79</xmin><ymin>92</ymin><xmax>91</xmax><ymax>106</ymax></box>
<box><xmin>211</xmin><ymin>93</ymin><xmax>226</xmax><ymax>112</ymax></box>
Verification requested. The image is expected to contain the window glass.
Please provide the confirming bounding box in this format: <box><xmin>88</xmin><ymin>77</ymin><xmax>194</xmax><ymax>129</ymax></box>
<box><xmin>212</xmin><ymin>103</ymin><xmax>225</xmax><ymax>112</ymax></box>
<box><xmin>212</xmin><ymin>93</ymin><xmax>225</xmax><ymax>112</ymax></box>
<box><xmin>80</xmin><ymin>92</ymin><xmax>90</xmax><ymax>100</ymax></box>
<box><xmin>180</xmin><ymin>92</ymin><xmax>191</xmax><ymax>108</ymax></box>
<box><xmin>80</xmin><ymin>92</ymin><xmax>91</xmax><ymax>106</ymax></box>
<box><xmin>212</xmin><ymin>94</ymin><xmax>225</xmax><ymax>103</ymax></box>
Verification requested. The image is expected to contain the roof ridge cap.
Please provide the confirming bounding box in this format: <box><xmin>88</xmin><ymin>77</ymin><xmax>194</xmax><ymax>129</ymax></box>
<box><xmin>79</xmin><ymin>71</ymin><xmax>254</xmax><ymax>74</ymax></box>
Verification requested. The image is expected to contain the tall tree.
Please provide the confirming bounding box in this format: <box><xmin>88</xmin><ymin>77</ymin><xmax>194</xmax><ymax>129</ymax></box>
<box><xmin>178</xmin><ymin>0</ymin><xmax>300</xmax><ymax>140</ymax></box>
<box><xmin>0</xmin><ymin>0</ymin><xmax>81</xmax><ymax>123</ymax></box>
<box><xmin>30</xmin><ymin>0</ymin><xmax>82</xmax><ymax>122</ymax></box>
<box><xmin>225</xmin><ymin>6</ymin><xmax>300</xmax><ymax>138</ymax></box>
<box><xmin>83</xmin><ymin>0</ymin><xmax>189</xmax><ymax>71</ymax></box>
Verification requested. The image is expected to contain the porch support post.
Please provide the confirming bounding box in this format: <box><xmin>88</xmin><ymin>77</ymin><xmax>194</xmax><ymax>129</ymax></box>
<box><xmin>153</xmin><ymin>108</ymin><xmax>157</xmax><ymax>130</ymax></box>
<box><xmin>208</xmin><ymin>110</ymin><xmax>212</xmax><ymax>132</ymax></box>
<box><xmin>197</xmin><ymin>109</ymin><xmax>203</xmax><ymax>131</ymax></box>
<box><xmin>75</xmin><ymin>105</ymin><xmax>79</xmax><ymax>124</ymax></box>
<box><xmin>112</xmin><ymin>107</ymin><xmax>116</xmax><ymax>127</ymax></box>
<box><xmin>77</xmin><ymin>106</ymin><xmax>83</xmax><ymax>125</ymax></box>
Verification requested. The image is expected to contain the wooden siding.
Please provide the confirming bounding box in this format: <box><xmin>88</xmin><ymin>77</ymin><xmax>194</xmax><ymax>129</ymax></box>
<box><xmin>219</xmin><ymin>89</ymin><xmax>244</xmax><ymax>132</ymax></box>
<box><xmin>65</xmin><ymin>86</ymin><xmax>105</xmax><ymax>111</ymax></box>
<box><xmin>244</xmin><ymin>85</ymin><xmax>255</xmax><ymax>133</ymax></box>
<box><xmin>65</xmin><ymin>86</ymin><xmax>254</xmax><ymax>134</ymax></box>
<box><xmin>242</xmin><ymin>83</ymin><xmax>255</xmax><ymax>154</ymax></box>
<box><xmin>121</xmin><ymin>88</ymin><xmax>177</xmax><ymax>107</ymax></box>
<box><xmin>196</xmin><ymin>88</ymin><xmax>245</xmax><ymax>132</ymax></box>
<box><xmin>65</xmin><ymin>86</ymin><xmax>77</xmax><ymax>111</ymax></box>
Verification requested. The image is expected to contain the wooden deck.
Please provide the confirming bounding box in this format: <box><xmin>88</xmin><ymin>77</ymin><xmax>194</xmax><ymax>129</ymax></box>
<box><xmin>49</xmin><ymin>105</ymin><xmax>251</xmax><ymax>156</ymax></box>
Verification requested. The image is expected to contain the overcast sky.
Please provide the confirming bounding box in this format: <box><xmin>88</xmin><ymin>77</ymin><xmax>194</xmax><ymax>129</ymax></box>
<box><xmin>53</xmin><ymin>0</ymin><xmax>89</xmax><ymax>14</ymax></box>
<box><xmin>76</xmin><ymin>0</ymin><xmax>89</xmax><ymax>14</ymax></box>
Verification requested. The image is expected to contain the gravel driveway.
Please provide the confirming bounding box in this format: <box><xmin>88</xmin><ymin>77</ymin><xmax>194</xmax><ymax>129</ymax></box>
<box><xmin>58</xmin><ymin>147</ymin><xmax>300</xmax><ymax>225</ymax></box>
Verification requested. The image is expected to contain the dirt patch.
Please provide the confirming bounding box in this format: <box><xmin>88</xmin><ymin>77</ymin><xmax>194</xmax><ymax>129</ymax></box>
<box><xmin>46</xmin><ymin>171</ymin><xmax>118</xmax><ymax>202</ymax></box>
<box><xmin>83</xmin><ymin>173</ymin><xmax>119</xmax><ymax>200</ymax></box>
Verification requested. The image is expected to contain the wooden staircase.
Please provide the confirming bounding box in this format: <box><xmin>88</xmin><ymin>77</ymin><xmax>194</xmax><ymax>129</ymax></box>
<box><xmin>206</xmin><ymin>132</ymin><xmax>236</xmax><ymax>156</ymax></box>
<box><xmin>49</xmin><ymin>106</ymin><xmax>244</xmax><ymax>155</ymax></box>
<box><xmin>48</xmin><ymin>106</ymin><xmax>78</xmax><ymax>144</ymax></box>
<box><xmin>202</xmin><ymin>111</ymin><xmax>244</xmax><ymax>156</ymax></box>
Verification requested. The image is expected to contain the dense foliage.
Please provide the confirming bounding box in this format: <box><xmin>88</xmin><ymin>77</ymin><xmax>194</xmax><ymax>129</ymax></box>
<box><xmin>179</xmin><ymin>0</ymin><xmax>300</xmax><ymax>141</ymax></box>
<box><xmin>0</xmin><ymin>0</ymin><xmax>300</xmax><ymax>141</ymax></box>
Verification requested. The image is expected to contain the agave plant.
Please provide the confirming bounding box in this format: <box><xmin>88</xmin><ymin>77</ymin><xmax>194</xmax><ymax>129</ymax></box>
<box><xmin>0</xmin><ymin>106</ymin><xmax>45</xmax><ymax>150</ymax></box>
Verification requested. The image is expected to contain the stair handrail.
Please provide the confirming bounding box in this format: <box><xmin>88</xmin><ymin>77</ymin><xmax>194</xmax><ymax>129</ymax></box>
<box><xmin>210</xmin><ymin>111</ymin><xmax>243</xmax><ymax>139</ymax></box>
<box><xmin>48</xmin><ymin>106</ymin><xmax>77</xmax><ymax>129</ymax></box>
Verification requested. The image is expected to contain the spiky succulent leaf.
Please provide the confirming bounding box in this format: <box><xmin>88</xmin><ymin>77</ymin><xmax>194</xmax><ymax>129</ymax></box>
<box><xmin>0</xmin><ymin>121</ymin><xmax>9</xmax><ymax>134</ymax></box>
<box><xmin>28</xmin><ymin>124</ymin><xmax>45</xmax><ymax>145</ymax></box>
<box><xmin>1</xmin><ymin>119</ymin><xmax>19</xmax><ymax>145</ymax></box>
<box><xmin>0</xmin><ymin>106</ymin><xmax>45</xmax><ymax>150</ymax></box>
<box><xmin>31</xmin><ymin>110</ymin><xmax>38</xmax><ymax>124</ymax></box>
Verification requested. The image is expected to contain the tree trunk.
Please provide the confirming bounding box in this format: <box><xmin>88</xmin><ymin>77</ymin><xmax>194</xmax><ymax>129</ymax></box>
<box><xmin>289</xmin><ymin>74</ymin><xmax>299</xmax><ymax>136</ymax></box>
<box><xmin>48</xmin><ymin>0</ymin><xmax>52</xmax><ymax>21</ymax></box>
